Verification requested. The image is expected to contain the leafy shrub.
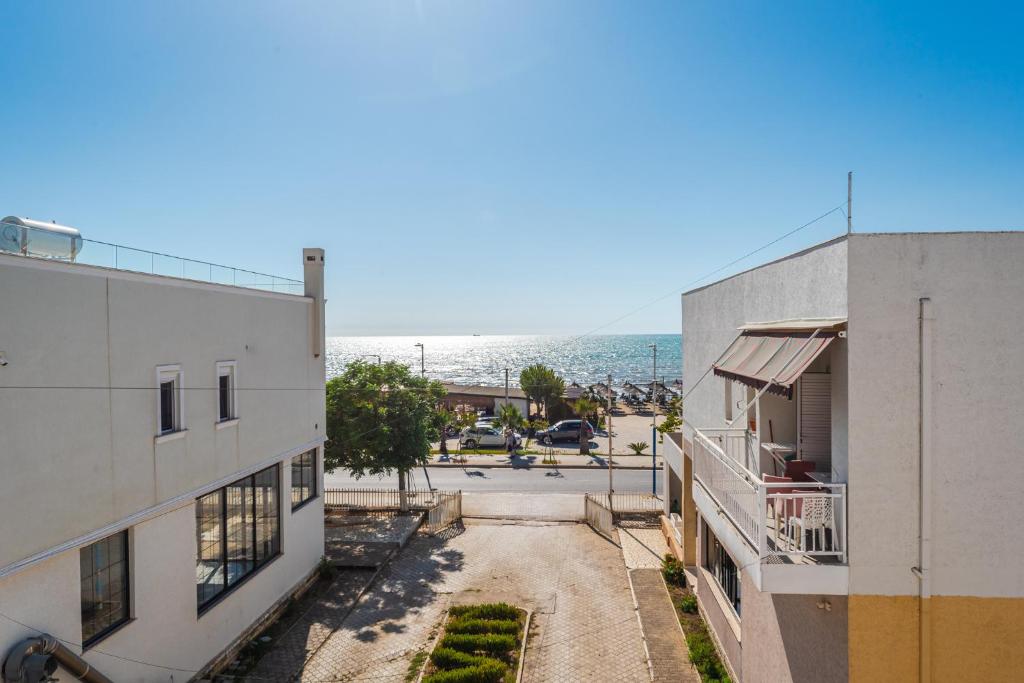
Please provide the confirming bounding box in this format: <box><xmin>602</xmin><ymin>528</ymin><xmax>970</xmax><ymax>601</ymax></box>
<box><xmin>448</xmin><ymin>603</ymin><xmax>520</xmax><ymax>621</ymax></box>
<box><xmin>429</xmin><ymin>647</ymin><xmax>491</xmax><ymax>670</ymax></box>
<box><xmin>662</xmin><ymin>554</ymin><xmax>687</xmax><ymax>588</ymax></box>
<box><xmin>679</xmin><ymin>592</ymin><xmax>698</xmax><ymax>614</ymax></box>
<box><xmin>422</xmin><ymin>659</ymin><xmax>507</xmax><ymax>683</ymax></box>
<box><xmin>440</xmin><ymin>633</ymin><xmax>516</xmax><ymax>656</ymax></box>
<box><xmin>446</xmin><ymin>618</ymin><xmax>520</xmax><ymax>635</ymax></box>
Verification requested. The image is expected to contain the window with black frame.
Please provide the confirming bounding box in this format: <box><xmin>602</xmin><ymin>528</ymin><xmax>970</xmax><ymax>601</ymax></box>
<box><xmin>81</xmin><ymin>530</ymin><xmax>130</xmax><ymax>645</ymax></box>
<box><xmin>196</xmin><ymin>464</ymin><xmax>279</xmax><ymax>611</ymax></box>
<box><xmin>705</xmin><ymin>526</ymin><xmax>741</xmax><ymax>616</ymax></box>
<box><xmin>291</xmin><ymin>449</ymin><xmax>317</xmax><ymax>509</ymax></box>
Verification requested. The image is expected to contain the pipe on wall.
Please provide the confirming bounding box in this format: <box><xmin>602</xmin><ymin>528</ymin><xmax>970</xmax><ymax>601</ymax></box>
<box><xmin>2</xmin><ymin>634</ymin><xmax>114</xmax><ymax>683</ymax></box>
<box><xmin>917</xmin><ymin>297</ymin><xmax>934</xmax><ymax>682</ymax></box>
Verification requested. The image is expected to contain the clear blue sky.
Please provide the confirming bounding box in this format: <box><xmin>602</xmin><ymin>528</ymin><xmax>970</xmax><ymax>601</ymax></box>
<box><xmin>3</xmin><ymin>2</ymin><xmax>1021</xmax><ymax>335</ymax></box>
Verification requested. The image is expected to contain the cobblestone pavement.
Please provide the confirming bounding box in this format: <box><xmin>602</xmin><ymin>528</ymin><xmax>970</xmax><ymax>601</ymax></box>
<box><xmin>247</xmin><ymin>570</ymin><xmax>375</xmax><ymax>682</ymax></box>
<box><xmin>294</xmin><ymin>520</ymin><xmax>650</xmax><ymax>682</ymax></box>
<box><xmin>630</xmin><ymin>569</ymin><xmax>699</xmax><ymax>683</ymax></box>
<box><xmin>620</xmin><ymin>527</ymin><xmax>671</xmax><ymax>569</ymax></box>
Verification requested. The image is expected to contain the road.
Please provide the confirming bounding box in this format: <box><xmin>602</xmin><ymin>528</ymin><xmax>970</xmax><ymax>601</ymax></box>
<box><xmin>323</xmin><ymin>465</ymin><xmax>662</xmax><ymax>493</ymax></box>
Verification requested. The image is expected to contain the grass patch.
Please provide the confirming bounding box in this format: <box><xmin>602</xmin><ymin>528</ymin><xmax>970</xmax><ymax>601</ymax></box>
<box><xmin>431</xmin><ymin>449</ymin><xmax>540</xmax><ymax>456</ymax></box>
<box><xmin>406</xmin><ymin>650</ymin><xmax>429</xmax><ymax>682</ymax></box>
<box><xmin>667</xmin><ymin>584</ymin><xmax>732</xmax><ymax>683</ymax></box>
<box><xmin>420</xmin><ymin>603</ymin><xmax>526</xmax><ymax>683</ymax></box>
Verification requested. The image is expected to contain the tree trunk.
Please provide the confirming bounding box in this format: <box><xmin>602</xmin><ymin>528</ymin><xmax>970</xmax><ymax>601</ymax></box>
<box><xmin>439</xmin><ymin>432</ymin><xmax>448</xmax><ymax>457</ymax></box>
<box><xmin>579</xmin><ymin>426</ymin><xmax>590</xmax><ymax>455</ymax></box>
<box><xmin>398</xmin><ymin>468</ymin><xmax>409</xmax><ymax>512</ymax></box>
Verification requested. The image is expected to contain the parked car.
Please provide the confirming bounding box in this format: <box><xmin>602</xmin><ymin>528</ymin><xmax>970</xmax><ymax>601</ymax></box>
<box><xmin>460</xmin><ymin>426</ymin><xmax>522</xmax><ymax>449</ymax></box>
<box><xmin>534</xmin><ymin>419</ymin><xmax>594</xmax><ymax>445</ymax></box>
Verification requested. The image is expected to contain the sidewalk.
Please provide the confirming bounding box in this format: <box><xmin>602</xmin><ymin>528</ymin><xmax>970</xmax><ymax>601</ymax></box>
<box><xmin>428</xmin><ymin>452</ymin><xmax>663</xmax><ymax>470</ymax></box>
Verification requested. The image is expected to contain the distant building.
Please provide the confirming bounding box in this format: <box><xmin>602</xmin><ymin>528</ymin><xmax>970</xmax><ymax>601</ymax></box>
<box><xmin>662</xmin><ymin>232</ymin><xmax>1024</xmax><ymax>682</ymax></box>
<box><xmin>0</xmin><ymin>220</ymin><xmax>327</xmax><ymax>681</ymax></box>
<box><xmin>440</xmin><ymin>383</ymin><xmax>528</xmax><ymax>417</ymax></box>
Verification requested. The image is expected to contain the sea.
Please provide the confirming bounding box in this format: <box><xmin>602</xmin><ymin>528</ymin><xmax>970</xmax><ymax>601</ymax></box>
<box><xmin>325</xmin><ymin>335</ymin><xmax>682</xmax><ymax>389</ymax></box>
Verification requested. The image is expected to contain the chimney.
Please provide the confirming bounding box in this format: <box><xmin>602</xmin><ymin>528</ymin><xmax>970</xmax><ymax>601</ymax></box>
<box><xmin>303</xmin><ymin>248</ymin><xmax>325</xmax><ymax>358</ymax></box>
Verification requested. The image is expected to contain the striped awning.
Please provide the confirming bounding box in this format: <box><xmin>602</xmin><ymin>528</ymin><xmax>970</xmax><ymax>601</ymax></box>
<box><xmin>712</xmin><ymin>319</ymin><xmax>845</xmax><ymax>397</ymax></box>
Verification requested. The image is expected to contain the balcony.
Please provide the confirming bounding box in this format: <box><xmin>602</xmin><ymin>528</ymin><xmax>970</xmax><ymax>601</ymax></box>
<box><xmin>691</xmin><ymin>427</ymin><xmax>848</xmax><ymax>595</ymax></box>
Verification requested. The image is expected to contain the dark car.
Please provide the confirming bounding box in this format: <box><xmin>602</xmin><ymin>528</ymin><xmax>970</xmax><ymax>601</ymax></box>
<box><xmin>535</xmin><ymin>419</ymin><xmax>595</xmax><ymax>445</ymax></box>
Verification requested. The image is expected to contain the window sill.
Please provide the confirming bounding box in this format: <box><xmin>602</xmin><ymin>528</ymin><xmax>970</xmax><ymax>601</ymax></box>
<box><xmin>215</xmin><ymin>418</ymin><xmax>240</xmax><ymax>430</ymax></box>
<box><xmin>82</xmin><ymin>617</ymin><xmax>134</xmax><ymax>651</ymax></box>
<box><xmin>155</xmin><ymin>429</ymin><xmax>187</xmax><ymax>445</ymax></box>
<box><xmin>198</xmin><ymin>552</ymin><xmax>282</xmax><ymax>618</ymax></box>
<box><xmin>291</xmin><ymin>494</ymin><xmax>319</xmax><ymax>513</ymax></box>
<box><xmin>698</xmin><ymin>566</ymin><xmax>742</xmax><ymax>642</ymax></box>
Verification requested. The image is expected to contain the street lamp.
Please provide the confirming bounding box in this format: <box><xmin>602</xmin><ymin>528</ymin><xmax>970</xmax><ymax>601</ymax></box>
<box><xmin>649</xmin><ymin>343</ymin><xmax>657</xmax><ymax>496</ymax></box>
<box><xmin>414</xmin><ymin>343</ymin><xmax>425</xmax><ymax>377</ymax></box>
<box><xmin>361</xmin><ymin>354</ymin><xmax>381</xmax><ymax>365</ymax></box>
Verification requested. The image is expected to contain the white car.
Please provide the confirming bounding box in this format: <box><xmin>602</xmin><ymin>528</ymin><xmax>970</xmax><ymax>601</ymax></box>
<box><xmin>460</xmin><ymin>426</ymin><xmax>522</xmax><ymax>449</ymax></box>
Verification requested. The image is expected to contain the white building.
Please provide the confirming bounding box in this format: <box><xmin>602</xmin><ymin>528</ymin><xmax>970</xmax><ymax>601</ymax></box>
<box><xmin>662</xmin><ymin>232</ymin><xmax>1024</xmax><ymax>682</ymax></box>
<box><xmin>0</xmin><ymin>222</ymin><xmax>327</xmax><ymax>681</ymax></box>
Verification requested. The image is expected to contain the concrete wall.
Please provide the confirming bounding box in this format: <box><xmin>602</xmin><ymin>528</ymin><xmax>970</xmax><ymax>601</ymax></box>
<box><xmin>741</xmin><ymin>575</ymin><xmax>848</xmax><ymax>683</ymax></box>
<box><xmin>0</xmin><ymin>460</ymin><xmax>324</xmax><ymax>681</ymax></box>
<box><xmin>681</xmin><ymin>237</ymin><xmax>848</xmax><ymax>438</ymax></box>
<box><xmin>0</xmin><ymin>253</ymin><xmax>326</xmax><ymax>570</ymax></box>
<box><xmin>846</xmin><ymin>232</ymin><xmax>1024</xmax><ymax>680</ymax></box>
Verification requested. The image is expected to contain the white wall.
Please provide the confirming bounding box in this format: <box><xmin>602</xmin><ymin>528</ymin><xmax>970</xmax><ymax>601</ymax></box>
<box><xmin>0</xmin><ymin>458</ymin><xmax>325</xmax><ymax>681</ymax></box>
<box><xmin>846</xmin><ymin>232</ymin><xmax>1024</xmax><ymax>598</ymax></box>
<box><xmin>492</xmin><ymin>396</ymin><xmax>528</xmax><ymax>418</ymax></box>
<box><xmin>0</xmin><ymin>254</ymin><xmax>326</xmax><ymax>570</ymax></box>
<box><xmin>681</xmin><ymin>238</ymin><xmax>849</xmax><ymax>438</ymax></box>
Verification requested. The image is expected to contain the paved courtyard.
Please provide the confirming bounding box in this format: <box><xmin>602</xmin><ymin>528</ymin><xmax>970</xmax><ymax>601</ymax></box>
<box><xmin>282</xmin><ymin>520</ymin><xmax>650</xmax><ymax>682</ymax></box>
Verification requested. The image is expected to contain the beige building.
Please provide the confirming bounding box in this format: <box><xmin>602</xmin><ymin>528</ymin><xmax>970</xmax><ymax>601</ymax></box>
<box><xmin>662</xmin><ymin>232</ymin><xmax>1024</xmax><ymax>682</ymax></box>
<box><xmin>0</xmin><ymin>220</ymin><xmax>327</xmax><ymax>681</ymax></box>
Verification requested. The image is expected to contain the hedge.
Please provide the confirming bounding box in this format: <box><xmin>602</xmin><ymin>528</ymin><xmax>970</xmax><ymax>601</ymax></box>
<box><xmin>422</xmin><ymin>659</ymin><xmax>507</xmax><ymax>683</ymax></box>
<box><xmin>447</xmin><ymin>603</ymin><xmax>520</xmax><ymax>621</ymax></box>
<box><xmin>440</xmin><ymin>633</ymin><xmax>517</xmax><ymax>656</ymax></box>
<box><xmin>445</xmin><ymin>618</ymin><xmax>520</xmax><ymax>636</ymax></box>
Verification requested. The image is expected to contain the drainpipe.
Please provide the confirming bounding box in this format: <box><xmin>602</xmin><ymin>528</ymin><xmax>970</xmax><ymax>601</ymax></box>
<box><xmin>915</xmin><ymin>297</ymin><xmax>933</xmax><ymax>683</ymax></box>
<box><xmin>3</xmin><ymin>634</ymin><xmax>114</xmax><ymax>683</ymax></box>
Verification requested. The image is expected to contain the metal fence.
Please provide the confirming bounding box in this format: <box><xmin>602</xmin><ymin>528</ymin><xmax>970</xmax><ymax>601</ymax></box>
<box><xmin>584</xmin><ymin>494</ymin><xmax>614</xmax><ymax>538</ymax></box>
<box><xmin>324</xmin><ymin>488</ymin><xmax>446</xmax><ymax>510</ymax></box>
<box><xmin>2</xmin><ymin>220</ymin><xmax>305</xmax><ymax>295</ymax></box>
<box><xmin>425</xmin><ymin>491</ymin><xmax>462</xmax><ymax>535</ymax></box>
<box><xmin>324</xmin><ymin>488</ymin><xmax>462</xmax><ymax>535</ymax></box>
<box><xmin>588</xmin><ymin>492</ymin><xmax>663</xmax><ymax>514</ymax></box>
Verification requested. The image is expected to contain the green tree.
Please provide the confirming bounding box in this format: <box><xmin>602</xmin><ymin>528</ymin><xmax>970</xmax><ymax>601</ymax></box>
<box><xmin>495</xmin><ymin>402</ymin><xmax>526</xmax><ymax>433</ymax></box>
<box><xmin>573</xmin><ymin>397</ymin><xmax>599</xmax><ymax>455</ymax></box>
<box><xmin>519</xmin><ymin>364</ymin><xmax>565</xmax><ymax>419</ymax></box>
<box><xmin>657</xmin><ymin>395</ymin><xmax>682</xmax><ymax>443</ymax></box>
<box><xmin>325</xmin><ymin>360</ymin><xmax>446</xmax><ymax>510</ymax></box>
<box><xmin>526</xmin><ymin>418</ymin><xmax>548</xmax><ymax>447</ymax></box>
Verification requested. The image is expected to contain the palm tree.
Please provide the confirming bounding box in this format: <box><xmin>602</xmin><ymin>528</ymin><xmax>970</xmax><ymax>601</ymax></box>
<box><xmin>627</xmin><ymin>441</ymin><xmax>649</xmax><ymax>456</ymax></box>
<box><xmin>574</xmin><ymin>397</ymin><xmax>598</xmax><ymax>455</ymax></box>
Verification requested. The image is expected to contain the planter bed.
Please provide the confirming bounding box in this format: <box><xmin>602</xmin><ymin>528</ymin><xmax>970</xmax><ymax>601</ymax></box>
<box><xmin>420</xmin><ymin>603</ymin><xmax>528</xmax><ymax>683</ymax></box>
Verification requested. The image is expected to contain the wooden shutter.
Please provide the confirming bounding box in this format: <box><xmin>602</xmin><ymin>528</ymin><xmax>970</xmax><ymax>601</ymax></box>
<box><xmin>798</xmin><ymin>373</ymin><xmax>831</xmax><ymax>469</ymax></box>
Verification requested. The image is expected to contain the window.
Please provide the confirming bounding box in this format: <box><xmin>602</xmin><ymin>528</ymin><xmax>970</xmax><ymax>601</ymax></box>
<box><xmin>196</xmin><ymin>464</ymin><xmax>279</xmax><ymax>611</ymax></box>
<box><xmin>81</xmin><ymin>531</ymin><xmax>130</xmax><ymax>645</ymax></box>
<box><xmin>704</xmin><ymin>527</ymin><xmax>741</xmax><ymax>616</ymax></box>
<box><xmin>216</xmin><ymin>361</ymin><xmax>237</xmax><ymax>422</ymax></box>
<box><xmin>291</xmin><ymin>449</ymin><xmax>317</xmax><ymax>509</ymax></box>
<box><xmin>156</xmin><ymin>365</ymin><xmax>184</xmax><ymax>435</ymax></box>
<box><xmin>724</xmin><ymin>380</ymin><xmax>733</xmax><ymax>422</ymax></box>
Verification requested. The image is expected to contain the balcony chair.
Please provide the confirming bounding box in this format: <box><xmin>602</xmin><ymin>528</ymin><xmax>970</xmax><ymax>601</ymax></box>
<box><xmin>786</xmin><ymin>494</ymin><xmax>837</xmax><ymax>554</ymax></box>
<box><xmin>762</xmin><ymin>474</ymin><xmax>794</xmax><ymax>543</ymax></box>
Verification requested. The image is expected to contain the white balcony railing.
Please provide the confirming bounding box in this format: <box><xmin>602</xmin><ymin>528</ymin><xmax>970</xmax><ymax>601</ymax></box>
<box><xmin>693</xmin><ymin>428</ymin><xmax>847</xmax><ymax>563</ymax></box>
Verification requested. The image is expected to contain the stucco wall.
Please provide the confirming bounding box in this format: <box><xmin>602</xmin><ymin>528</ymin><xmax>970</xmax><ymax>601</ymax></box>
<box><xmin>0</xmin><ymin>254</ymin><xmax>325</xmax><ymax>570</ymax></box>
<box><xmin>0</xmin><ymin>459</ymin><xmax>325</xmax><ymax>681</ymax></box>
<box><xmin>846</xmin><ymin>232</ymin><xmax>1024</xmax><ymax>599</ymax></box>
<box><xmin>741</xmin><ymin>572</ymin><xmax>848</xmax><ymax>682</ymax></box>
<box><xmin>681</xmin><ymin>238</ymin><xmax>848</xmax><ymax>439</ymax></box>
